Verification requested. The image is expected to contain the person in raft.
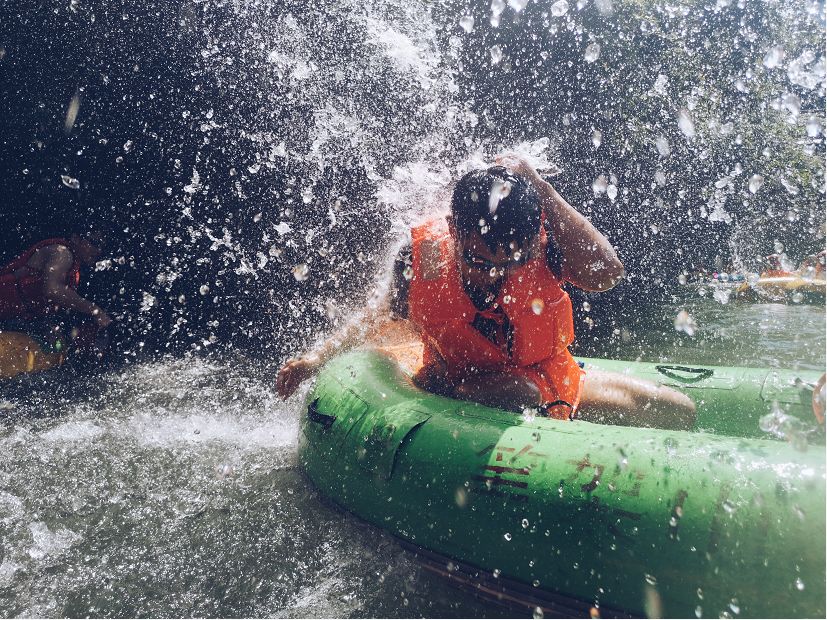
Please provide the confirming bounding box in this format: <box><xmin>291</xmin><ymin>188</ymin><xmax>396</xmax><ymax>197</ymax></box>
<box><xmin>277</xmin><ymin>154</ymin><xmax>696</xmax><ymax>430</ymax></box>
<box><xmin>0</xmin><ymin>231</ymin><xmax>113</xmax><ymax>346</ymax></box>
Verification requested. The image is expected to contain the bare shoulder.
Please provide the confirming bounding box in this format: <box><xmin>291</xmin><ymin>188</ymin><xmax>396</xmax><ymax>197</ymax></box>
<box><xmin>35</xmin><ymin>244</ymin><xmax>74</xmax><ymax>274</ymax></box>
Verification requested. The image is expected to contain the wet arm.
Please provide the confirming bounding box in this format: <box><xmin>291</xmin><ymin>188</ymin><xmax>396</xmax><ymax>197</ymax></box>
<box><xmin>538</xmin><ymin>181</ymin><xmax>625</xmax><ymax>291</ymax></box>
<box><xmin>42</xmin><ymin>247</ymin><xmax>104</xmax><ymax>318</ymax></box>
<box><xmin>276</xmin><ymin>247</ymin><xmax>410</xmax><ymax>397</ymax></box>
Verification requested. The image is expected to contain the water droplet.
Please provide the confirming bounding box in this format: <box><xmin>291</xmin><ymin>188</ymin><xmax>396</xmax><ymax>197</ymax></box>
<box><xmin>533</xmin><ymin>606</ymin><xmax>544</xmax><ymax>619</ymax></box>
<box><xmin>678</xmin><ymin>274</ymin><xmax>687</xmax><ymax>285</ymax></box>
<box><xmin>531</xmin><ymin>298</ymin><xmax>545</xmax><ymax>315</ymax></box>
<box><xmin>780</xmin><ymin>177</ymin><xmax>799</xmax><ymax>195</ymax></box>
<box><xmin>292</xmin><ymin>264</ymin><xmax>310</xmax><ymax>282</ymax></box>
<box><xmin>644</xmin><ymin>573</ymin><xmax>657</xmax><ymax>586</ymax></box>
<box><xmin>763</xmin><ymin>45</ymin><xmax>784</xmax><ymax>69</ymax></box>
<box><xmin>781</xmin><ymin>92</ymin><xmax>801</xmax><ymax>118</ymax></box>
<box><xmin>795</xmin><ymin>577</ymin><xmax>805</xmax><ymax>591</ymax></box>
<box><xmin>582</xmin><ymin>301</ymin><xmax>591</xmax><ymax>312</ymax></box>
<box><xmin>504</xmin><ymin>532</ymin><xmax>512</xmax><ymax>541</ymax></box>
<box><xmin>806</xmin><ymin>116</ymin><xmax>822</xmax><ymax>137</ymax></box>
<box><xmin>403</xmin><ymin>265</ymin><xmax>414</xmax><ymax>281</ymax></box>
<box><xmin>591</xmin><ymin>129</ymin><xmax>602</xmax><ymax>148</ymax></box>
<box><xmin>655</xmin><ymin>136</ymin><xmax>671</xmax><ymax>156</ymax></box>
<box><xmin>584</xmin><ymin>43</ymin><xmax>601</xmax><ymax>63</ymax></box>
<box><xmin>678</xmin><ymin>108</ymin><xmax>696</xmax><ymax>138</ymax></box>
<box><xmin>521</xmin><ymin>518</ymin><xmax>529</xmax><ymax>529</ymax></box>
<box><xmin>713</xmin><ymin>287</ymin><xmax>731</xmax><ymax>305</ymax></box>
<box><xmin>60</xmin><ymin>174</ymin><xmax>80</xmax><ymax>190</ymax></box>
<box><xmin>595</xmin><ymin>0</ymin><xmax>613</xmax><ymax>14</ymax></box>
<box><xmin>606</xmin><ymin>184</ymin><xmax>618</xmax><ymax>201</ymax></box>
<box><xmin>791</xmin><ymin>292</ymin><xmax>804</xmax><ymax>303</ymax></box>
<box><xmin>459</xmin><ymin>15</ymin><xmax>474</xmax><ymax>32</ymax></box>
<box><xmin>490</xmin><ymin>45</ymin><xmax>503</xmax><ymax>64</ymax></box>
<box><xmin>748</xmin><ymin>174</ymin><xmax>764</xmax><ymax>194</ymax></box>
<box><xmin>199</xmin><ymin>284</ymin><xmax>210</xmax><ymax>295</ymax></box>
<box><xmin>722</xmin><ymin>500</ymin><xmax>735</xmax><ymax>515</ymax></box>
<box><xmin>697</xmin><ymin>588</ymin><xmax>704</xmax><ymax>600</ymax></box>
<box><xmin>550</xmin><ymin>0</ymin><xmax>569</xmax><ymax>16</ymax></box>
<box><xmin>521</xmin><ymin>407</ymin><xmax>537</xmax><ymax>423</ymax></box>
<box><xmin>695</xmin><ymin>605</ymin><xmax>702</xmax><ymax>618</ymax></box>
<box><xmin>493</xmin><ymin>568</ymin><xmax>501</xmax><ymax>578</ymax></box>
<box><xmin>491</xmin><ymin>0</ymin><xmax>506</xmax><ymax>15</ymax></box>
<box><xmin>674</xmin><ymin>309</ymin><xmax>697</xmax><ymax>336</ymax></box>
<box><xmin>729</xmin><ymin>598</ymin><xmax>740</xmax><ymax>614</ymax></box>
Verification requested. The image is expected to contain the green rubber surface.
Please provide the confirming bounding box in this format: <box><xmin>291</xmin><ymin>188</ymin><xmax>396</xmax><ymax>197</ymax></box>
<box><xmin>299</xmin><ymin>350</ymin><xmax>826</xmax><ymax>618</ymax></box>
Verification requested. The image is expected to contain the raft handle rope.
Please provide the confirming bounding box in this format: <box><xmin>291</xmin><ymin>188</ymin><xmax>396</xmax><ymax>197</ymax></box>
<box><xmin>655</xmin><ymin>365</ymin><xmax>714</xmax><ymax>384</ymax></box>
<box><xmin>307</xmin><ymin>398</ymin><xmax>337</xmax><ymax>429</ymax></box>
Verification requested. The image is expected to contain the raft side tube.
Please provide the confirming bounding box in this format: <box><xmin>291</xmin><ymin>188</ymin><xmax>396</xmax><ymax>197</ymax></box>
<box><xmin>300</xmin><ymin>350</ymin><xmax>827</xmax><ymax>618</ymax></box>
<box><xmin>580</xmin><ymin>357</ymin><xmax>823</xmax><ymax>442</ymax></box>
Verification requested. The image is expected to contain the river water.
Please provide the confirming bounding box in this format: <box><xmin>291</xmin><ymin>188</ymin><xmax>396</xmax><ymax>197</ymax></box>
<box><xmin>0</xmin><ymin>297</ymin><xmax>823</xmax><ymax>618</ymax></box>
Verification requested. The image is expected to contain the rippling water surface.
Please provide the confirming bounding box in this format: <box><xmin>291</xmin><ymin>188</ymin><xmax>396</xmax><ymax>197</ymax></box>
<box><xmin>0</xmin><ymin>298</ymin><xmax>824</xmax><ymax>618</ymax></box>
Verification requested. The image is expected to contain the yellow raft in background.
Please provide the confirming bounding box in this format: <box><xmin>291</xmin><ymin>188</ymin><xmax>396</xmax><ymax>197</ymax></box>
<box><xmin>0</xmin><ymin>331</ymin><xmax>66</xmax><ymax>379</ymax></box>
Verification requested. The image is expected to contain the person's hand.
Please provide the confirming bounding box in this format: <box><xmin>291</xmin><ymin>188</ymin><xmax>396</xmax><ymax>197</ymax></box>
<box><xmin>276</xmin><ymin>355</ymin><xmax>321</xmax><ymax>398</ymax></box>
<box><xmin>495</xmin><ymin>153</ymin><xmax>545</xmax><ymax>187</ymax></box>
<box><xmin>94</xmin><ymin>309</ymin><xmax>114</xmax><ymax>328</ymax></box>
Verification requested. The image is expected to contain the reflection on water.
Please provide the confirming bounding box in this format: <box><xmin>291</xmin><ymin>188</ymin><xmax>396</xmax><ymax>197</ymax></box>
<box><xmin>584</xmin><ymin>297</ymin><xmax>826</xmax><ymax>372</ymax></box>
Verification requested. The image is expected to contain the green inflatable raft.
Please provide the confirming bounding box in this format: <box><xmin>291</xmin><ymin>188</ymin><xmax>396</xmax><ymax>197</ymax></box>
<box><xmin>298</xmin><ymin>350</ymin><xmax>826</xmax><ymax>618</ymax></box>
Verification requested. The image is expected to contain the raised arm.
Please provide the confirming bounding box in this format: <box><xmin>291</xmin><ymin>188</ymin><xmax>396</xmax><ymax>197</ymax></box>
<box><xmin>275</xmin><ymin>247</ymin><xmax>410</xmax><ymax>398</ymax></box>
<box><xmin>497</xmin><ymin>154</ymin><xmax>625</xmax><ymax>292</ymax></box>
<box><xmin>42</xmin><ymin>246</ymin><xmax>113</xmax><ymax>326</ymax></box>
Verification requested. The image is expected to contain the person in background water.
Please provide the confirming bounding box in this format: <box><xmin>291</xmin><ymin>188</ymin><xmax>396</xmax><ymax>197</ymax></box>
<box><xmin>0</xmin><ymin>231</ymin><xmax>113</xmax><ymax>350</ymax></box>
<box><xmin>797</xmin><ymin>249</ymin><xmax>826</xmax><ymax>279</ymax></box>
<box><xmin>761</xmin><ymin>253</ymin><xmax>791</xmax><ymax>278</ymax></box>
<box><xmin>277</xmin><ymin>154</ymin><xmax>696</xmax><ymax>430</ymax></box>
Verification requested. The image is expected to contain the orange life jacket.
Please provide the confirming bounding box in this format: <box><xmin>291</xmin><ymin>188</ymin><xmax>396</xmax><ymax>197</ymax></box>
<box><xmin>0</xmin><ymin>239</ymin><xmax>81</xmax><ymax>320</ymax></box>
<box><xmin>408</xmin><ymin>219</ymin><xmax>584</xmax><ymax>419</ymax></box>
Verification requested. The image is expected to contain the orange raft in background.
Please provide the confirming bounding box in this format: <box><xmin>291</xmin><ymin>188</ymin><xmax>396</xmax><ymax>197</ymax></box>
<box><xmin>735</xmin><ymin>275</ymin><xmax>826</xmax><ymax>303</ymax></box>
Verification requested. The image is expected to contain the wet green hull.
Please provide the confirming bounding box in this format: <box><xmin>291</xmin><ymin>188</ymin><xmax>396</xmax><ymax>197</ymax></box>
<box><xmin>580</xmin><ymin>357</ymin><xmax>822</xmax><ymax>442</ymax></box>
<box><xmin>298</xmin><ymin>351</ymin><xmax>826</xmax><ymax>618</ymax></box>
